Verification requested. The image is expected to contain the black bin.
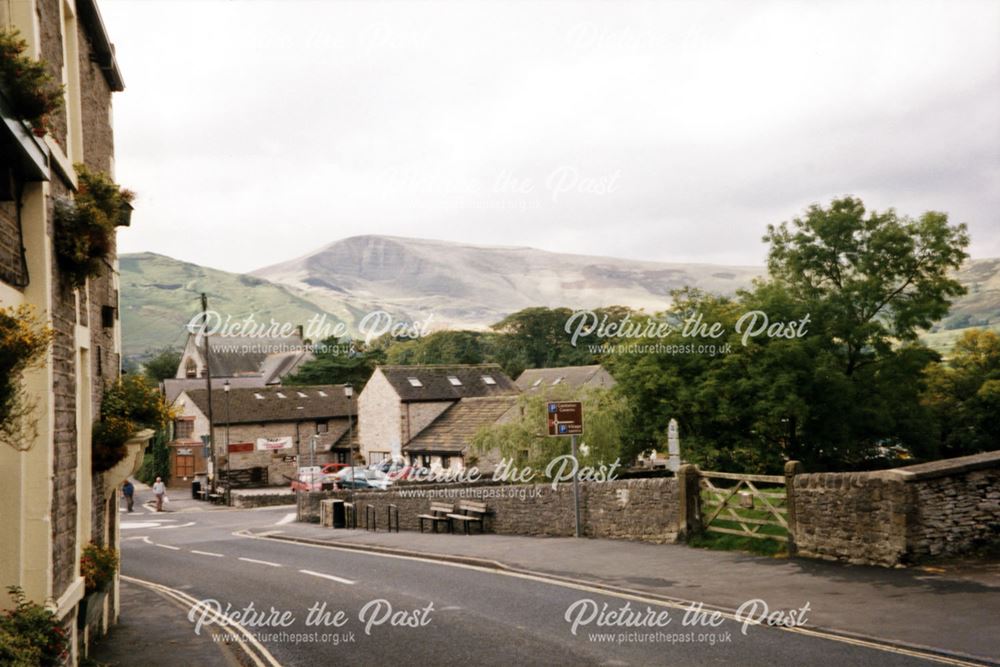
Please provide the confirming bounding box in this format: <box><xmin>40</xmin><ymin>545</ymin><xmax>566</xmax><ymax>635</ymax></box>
<box><xmin>191</xmin><ymin>480</ymin><xmax>201</xmax><ymax>499</ymax></box>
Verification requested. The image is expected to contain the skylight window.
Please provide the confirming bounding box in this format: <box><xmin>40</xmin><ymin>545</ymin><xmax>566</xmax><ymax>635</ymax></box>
<box><xmin>276</xmin><ymin>392</ymin><xmax>287</xmax><ymax>398</ymax></box>
<box><xmin>297</xmin><ymin>391</ymin><xmax>308</xmax><ymax>398</ymax></box>
<box><xmin>447</xmin><ymin>376</ymin><xmax>462</xmax><ymax>386</ymax></box>
<box><xmin>532</xmin><ymin>379</ymin><xmax>542</xmax><ymax>387</ymax></box>
<box><xmin>317</xmin><ymin>390</ymin><xmax>328</xmax><ymax>397</ymax></box>
<box><xmin>253</xmin><ymin>393</ymin><xmax>264</xmax><ymax>400</ymax></box>
<box><xmin>482</xmin><ymin>375</ymin><xmax>496</xmax><ymax>385</ymax></box>
<box><xmin>552</xmin><ymin>377</ymin><xmax>563</xmax><ymax>385</ymax></box>
<box><xmin>407</xmin><ymin>377</ymin><xmax>423</xmax><ymax>387</ymax></box>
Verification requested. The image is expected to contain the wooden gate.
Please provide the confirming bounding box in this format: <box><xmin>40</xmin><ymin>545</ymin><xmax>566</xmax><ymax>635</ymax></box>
<box><xmin>699</xmin><ymin>471</ymin><xmax>788</xmax><ymax>542</ymax></box>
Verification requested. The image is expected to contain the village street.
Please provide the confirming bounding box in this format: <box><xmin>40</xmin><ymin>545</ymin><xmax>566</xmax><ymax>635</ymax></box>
<box><xmin>104</xmin><ymin>489</ymin><xmax>1000</xmax><ymax>667</ymax></box>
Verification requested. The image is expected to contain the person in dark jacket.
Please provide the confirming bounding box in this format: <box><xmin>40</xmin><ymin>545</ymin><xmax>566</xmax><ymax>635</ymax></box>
<box><xmin>122</xmin><ymin>480</ymin><xmax>135</xmax><ymax>512</ymax></box>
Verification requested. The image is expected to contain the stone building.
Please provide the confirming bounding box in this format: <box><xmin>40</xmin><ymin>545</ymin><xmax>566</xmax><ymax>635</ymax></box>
<box><xmin>163</xmin><ymin>330</ymin><xmax>311</xmax><ymax>402</ymax></box>
<box><xmin>169</xmin><ymin>384</ymin><xmax>356</xmax><ymax>486</ymax></box>
<box><xmin>0</xmin><ymin>0</ymin><xmax>137</xmax><ymax>662</ymax></box>
<box><xmin>358</xmin><ymin>364</ymin><xmax>520</xmax><ymax>469</ymax></box>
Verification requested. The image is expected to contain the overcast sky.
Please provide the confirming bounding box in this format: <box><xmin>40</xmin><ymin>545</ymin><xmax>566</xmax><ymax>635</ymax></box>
<box><xmin>102</xmin><ymin>0</ymin><xmax>1000</xmax><ymax>274</ymax></box>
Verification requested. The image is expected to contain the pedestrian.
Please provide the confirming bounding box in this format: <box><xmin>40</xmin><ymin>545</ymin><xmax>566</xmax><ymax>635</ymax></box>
<box><xmin>152</xmin><ymin>476</ymin><xmax>166</xmax><ymax>512</ymax></box>
<box><xmin>122</xmin><ymin>480</ymin><xmax>134</xmax><ymax>512</ymax></box>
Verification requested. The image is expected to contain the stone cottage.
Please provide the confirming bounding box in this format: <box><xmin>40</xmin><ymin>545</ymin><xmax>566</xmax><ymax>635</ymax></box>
<box><xmin>169</xmin><ymin>384</ymin><xmax>356</xmax><ymax>486</ymax></box>
<box><xmin>358</xmin><ymin>364</ymin><xmax>520</xmax><ymax>469</ymax></box>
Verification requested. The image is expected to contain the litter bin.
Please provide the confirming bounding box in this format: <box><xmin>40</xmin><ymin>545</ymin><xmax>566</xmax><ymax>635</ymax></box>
<box><xmin>191</xmin><ymin>480</ymin><xmax>201</xmax><ymax>499</ymax></box>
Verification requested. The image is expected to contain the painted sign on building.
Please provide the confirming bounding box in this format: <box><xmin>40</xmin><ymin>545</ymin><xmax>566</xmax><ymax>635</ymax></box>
<box><xmin>256</xmin><ymin>436</ymin><xmax>293</xmax><ymax>451</ymax></box>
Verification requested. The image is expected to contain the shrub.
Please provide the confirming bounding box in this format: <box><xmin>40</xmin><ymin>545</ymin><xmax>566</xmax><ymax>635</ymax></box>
<box><xmin>93</xmin><ymin>375</ymin><xmax>172</xmax><ymax>473</ymax></box>
<box><xmin>80</xmin><ymin>543</ymin><xmax>119</xmax><ymax>594</ymax></box>
<box><xmin>0</xmin><ymin>306</ymin><xmax>53</xmax><ymax>452</ymax></box>
<box><xmin>0</xmin><ymin>587</ymin><xmax>68</xmax><ymax>667</ymax></box>
<box><xmin>0</xmin><ymin>29</ymin><xmax>64</xmax><ymax>135</ymax></box>
<box><xmin>53</xmin><ymin>165</ymin><xmax>134</xmax><ymax>287</ymax></box>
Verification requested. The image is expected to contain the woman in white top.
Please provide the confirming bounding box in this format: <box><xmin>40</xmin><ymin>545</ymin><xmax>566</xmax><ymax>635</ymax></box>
<box><xmin>152</xmin><ymin>477</ymin><xmax>166</xmax><ymax>511</ymax></box>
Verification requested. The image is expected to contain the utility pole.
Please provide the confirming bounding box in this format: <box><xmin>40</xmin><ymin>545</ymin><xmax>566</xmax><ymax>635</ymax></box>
<box><xmin>201</xmin><ymin>292</ymin><xmax>216</xmax><ymax>490</ymax></box>
<box><xmin>571</xmin><ymin>433</ymin><xmax>581</xmax><ymax>538</ymax></box>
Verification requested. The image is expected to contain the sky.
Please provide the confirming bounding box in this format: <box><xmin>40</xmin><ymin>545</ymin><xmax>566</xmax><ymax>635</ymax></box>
<box><xmin>102</xmin><ymin>0</ymin><xmax>1000</xmax><ymax>274</ymax></box>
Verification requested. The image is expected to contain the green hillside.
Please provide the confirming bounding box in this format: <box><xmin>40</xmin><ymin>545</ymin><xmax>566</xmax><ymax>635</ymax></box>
<box><xmin>118</xmin><ymin>252</ymin><xmax>343</xmax><ymax>359</ymax></box>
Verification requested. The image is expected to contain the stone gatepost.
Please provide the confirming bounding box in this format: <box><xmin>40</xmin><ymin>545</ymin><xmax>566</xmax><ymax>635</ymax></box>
<box><xmin>784</xmin><ymin>460</ymin><xmax>804</xmax><ymax>555</ymax></box>
<box><xmin>676</xmin><ymin>464</ymin><xmax>701</xmax><ymax>541</ymax></box>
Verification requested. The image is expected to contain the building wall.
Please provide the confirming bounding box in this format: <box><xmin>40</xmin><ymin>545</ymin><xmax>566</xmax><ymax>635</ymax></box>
<box><xmin>358</xmin><ymin>369</ymin><xmax>401</xmax><ymax>464</ymax></box>
<box><xmin>0</xmin><ymin>0</ymin><xmax>125</xmax><ymax>661</ymax></box>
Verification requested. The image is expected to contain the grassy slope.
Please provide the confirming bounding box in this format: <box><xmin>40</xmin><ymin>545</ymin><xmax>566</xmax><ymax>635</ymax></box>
<box><xmin>120</xmin><ymin>252</ymin><xmax>1000</xmax><ymax>360</ymax></box>
<box><xmin>119</xmin><ymin>253</ymin><xmax>344</xmax><ymax>359</ymax></box>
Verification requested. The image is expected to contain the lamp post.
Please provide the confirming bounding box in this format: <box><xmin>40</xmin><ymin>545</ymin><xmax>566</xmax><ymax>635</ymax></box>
<box><xmin>344</xmin><ymin>384</ymin><xmax>355</xmax><ymax>505</ymax></box>
<box><xmin>224</xmin><ymin>380</ymin><xmax>231</xmax><ymax>504</ymax></box>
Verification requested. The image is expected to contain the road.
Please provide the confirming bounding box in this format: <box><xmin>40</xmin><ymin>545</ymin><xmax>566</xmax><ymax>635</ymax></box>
<box><xmin>119</xmin><ymin>502</ymin><xmax>973</xmax><ymax>667</ymax></box>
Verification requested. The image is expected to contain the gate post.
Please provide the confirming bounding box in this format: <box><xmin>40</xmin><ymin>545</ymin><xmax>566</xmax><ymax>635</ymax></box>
<box><xmin>784</xmin><ymin>460</ymin><xmax>804</xmax><ymax>555</ymax></box>
<box><xmin>676</xmin><ymin>464</ymin><xmax>701</xmax><ymax>541</ymax></box>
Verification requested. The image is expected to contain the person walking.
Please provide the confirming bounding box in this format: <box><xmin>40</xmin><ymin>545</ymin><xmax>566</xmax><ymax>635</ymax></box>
<box><xmin>152</xmin><ymin>477</ymin><xmax>166</xmax><ymax>512</ymax></box>
<box><xmin>122</xmin><ymin>480</ymin><xmax>135</xmax><ymax>512</ymax></box>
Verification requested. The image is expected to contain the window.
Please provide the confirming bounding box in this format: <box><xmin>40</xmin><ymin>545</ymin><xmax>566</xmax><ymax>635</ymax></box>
<box><xmin>297</xmin><ymin>391</ymin><xmax>308</xmax><ymax>398</ymax></box>
<box><xmin>317</xmin><ymin>421</ymin><xmax>329</xmax><ymax>433</ymax></box>
<box><xmin>101</xmin><ymin>305</ymin><xmax>115</xmax><ymax>328</ymax></box>
<box><xmin>532</xmin><ymin>379</ymin><xmax>542</xmax><ymax>387</ymax></box>
<box><xmin>407</xmin><ymin>377</ymin><xmax>423</xmax><ymax>387</ymax></box>
<box><xmin>370</xmin><ymin>451</ymin><xmax>389</xmax><ymax>464</ymax></box>
<box><xmin>317</xmin><ymin>390</ymin><xmax>328</xmax><ymax>397</ymax></box>
<box><xmin>175</xmin><ymin>419</ymin><xmax>193</xmax><ymax>440</ymax></box>
<box><xmin>552</xmin><ymin>377</ymin><xmax>564</xmax><ymax>385</ymax></box>
<box><xmin>276</xmin><ymin>392</ymin><xmax>287</xmax><ymax>398</ymax></box>
<box><xmin>482</xmin><ymin>375</ymin><xmax>496</xmax><ymax>385</ymax></box>
<box><xmin>185</xmin><ymin>359</ymin><xmax>197</xmax><ymax>378</ymax></box>
<box><xmin>441</xmin><ymin>456</ymin><xmax>451</xmax><ymax>469</ymax></box>
<box><xmin>447</xmin><ymin>375</ymin><xmax>462</xmax><ymax>386</ymax></box>
<box><xmin>253</xmin><ymin>393</ymin><xmax>264</xmax><ymax>400</ymax></box>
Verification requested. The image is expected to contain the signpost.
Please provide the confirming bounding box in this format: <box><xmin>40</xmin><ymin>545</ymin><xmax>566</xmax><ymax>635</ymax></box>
<box><xmin>548</xmin><ymin>401</ymin><xmax>584</xmax><ymax>537</ymax></box>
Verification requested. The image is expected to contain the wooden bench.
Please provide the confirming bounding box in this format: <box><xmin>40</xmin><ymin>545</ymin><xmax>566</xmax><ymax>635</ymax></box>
<box><xmin>447</xmin><ymin>500</ymin><xmax>487</xmax><ymax>535</ymax></box>
<box><xmin>418</xmin><ymin>502</ymin><xmax>454</xmax><ymax>533</ymax></box>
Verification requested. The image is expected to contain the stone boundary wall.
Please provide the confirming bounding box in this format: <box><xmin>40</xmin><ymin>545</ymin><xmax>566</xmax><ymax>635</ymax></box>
<box><xmin>793</xmin><ymin>451</ymin><xmax>1000</xmax><ymax>566</ymax></box>
<box><xmin>299</xmin><ymin>477</ymin><xmax>678</xmax><ymax>543</ymax></box>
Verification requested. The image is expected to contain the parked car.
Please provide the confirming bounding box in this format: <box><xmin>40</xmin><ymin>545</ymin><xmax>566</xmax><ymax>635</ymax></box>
<box><xmin>332</xmin><ymin>467</ymin><xmax>390</xmax><ymax>490</ymax></box>
<box><xmin>291</xmin><ymin>465</ymin><xmax>325</xmax><ymax>492</ymax></box>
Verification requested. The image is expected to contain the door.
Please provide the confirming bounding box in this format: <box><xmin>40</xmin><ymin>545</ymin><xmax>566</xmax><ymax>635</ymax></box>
<box><xmin>175</xmin><ymin>453</ymin><xmax>194</xmax><ymax>479</ymax></box>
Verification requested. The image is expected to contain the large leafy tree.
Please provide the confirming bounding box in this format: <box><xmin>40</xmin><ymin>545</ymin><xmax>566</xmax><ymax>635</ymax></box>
<box><xmin>764</xmin><ymin>197</ymin><xmax>968</xmax><ymax>375</ymax></box>
<box><xmin>284</xmin><ymin>338</ymin><xmax>385</xmax><ymax>389</ymax></box>
<box><xmin>142</xmin><ymin>347</ymin><xmax>182</xmax><ymax>383</ymax></box>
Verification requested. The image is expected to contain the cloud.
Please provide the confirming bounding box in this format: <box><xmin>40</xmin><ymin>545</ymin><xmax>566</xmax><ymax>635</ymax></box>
<box><xmin>103</xmin><ymin>0</ymin><xmax>1000</xmax><ymax>273</ymax></box>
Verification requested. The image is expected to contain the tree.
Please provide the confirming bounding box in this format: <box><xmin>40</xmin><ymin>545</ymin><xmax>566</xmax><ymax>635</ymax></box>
<box><xmin>385</xmin><ymin>330</ymin><xmax>491</xmax><ymax>366</ymax></box>
<box><xmin>470</xmin><ymin>386</ymin><xmax>629</xmax><ymax>471</ymax></box>
<box><xmin>142</xmin><ymin>347</ymin><xmax>181</xmax><ymax>383</ymax></box>
<box><xmin>922</xmin><ymin>329</ymin><xmax>1000</xmax><ymax>457</ymax></box>
<box><xmin>284</xmin><ymin>338</ymin><xmax>385</xmax><ymax>389</ymax></box>
<box><xmin>764</xmin><ymin>197</ymin><xmax>968</xmax><ymax>375</ymax></box>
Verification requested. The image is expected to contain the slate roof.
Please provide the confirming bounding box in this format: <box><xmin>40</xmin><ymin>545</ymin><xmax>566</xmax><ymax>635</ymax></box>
<box><xmin>515</xmin><ymin>365</ymin><xmax>613</xmax><ymax>391</ymax></box>
<box><xmin>200</xmin><ymin>334</ymin><xmax>311</xmax><ymax>379</ymax></box>
<box><xmin>180</xmin><ymin>384</ymin><xmax>355</xmax><ymax>424</ymax></box>
<box><xmin>404</xmin><ymin>396</ymin><xmax>518</xmax><ymax>454</ymax></box>
<box><xmin>163</xmin><ymin>376</ymin><xmax>266</xmax><ymax>404</ymax></box>
<box><xmin>378</xmin><ymin>364</ymin><xmax>519</xmax><ymax>402</ymax></box>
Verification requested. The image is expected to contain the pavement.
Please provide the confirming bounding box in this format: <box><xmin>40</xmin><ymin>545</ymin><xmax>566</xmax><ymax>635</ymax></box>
<box><xmin>86</xmin><ymin>578</ymin><xmax>244</xmax><ymax>667</ymax></box>
<box><xmin>93</xmin><ymin>483</ymin><xmax>1000</xmax><ymax>666</ymax></box>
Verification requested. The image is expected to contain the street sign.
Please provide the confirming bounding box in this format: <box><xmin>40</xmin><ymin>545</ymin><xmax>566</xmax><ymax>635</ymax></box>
<box><xmin>547</xmin><ymin>401</ymin><xmax>583</xmax><ymax>436</ymax></box>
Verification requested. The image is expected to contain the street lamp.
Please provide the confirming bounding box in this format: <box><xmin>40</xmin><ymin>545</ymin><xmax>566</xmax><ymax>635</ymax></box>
<box><xmin>344</xmin><ymin>384</ymin><xmax>355</xmax><ymax>506</ymax></box>
<box><xmin>223</xmin><ymin>380</ymin><xmax>231</xmax><ymax>503</ymax></box>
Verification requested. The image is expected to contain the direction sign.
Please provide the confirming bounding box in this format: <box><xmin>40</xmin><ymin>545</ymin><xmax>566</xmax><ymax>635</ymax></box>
<box><xmin>547</xmin><ymin>401</ymin><xmax>583</xmax><ymax>436</ymax></box>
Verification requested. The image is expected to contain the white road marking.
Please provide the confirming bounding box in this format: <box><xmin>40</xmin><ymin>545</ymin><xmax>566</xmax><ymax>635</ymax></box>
<box><xmin>122</xmin><ymin>575</ymin><xmax>282</xmax><ymax>667</ymax></box>
<box><xmin>153</xmin><ymin>521</ymin><xmax>196</xmax><ymax>529</ymax></box>
<box><xmin>155</xmin><ymin>543</ymin><xmax>180</xmax><ymax>551</ymax></box>
<box><xmin>239</xmin><ymin>557</ymin><xmax>282</xmax><ymax>568</ymax></box>
<box><xmin>121</xmin><ymin>522</ymin><xmax>164</xmax><ymax>530</ymax></box>
<box><xmin>275</xmin><ymin>513</ymin><xmax>297</xmax><ymax>526</ymax></box>
<box><xmin>299</xmin><ymin>569</ymin><xmax>355</xmax><ymax>585</ymax></box>
<box><xmin>255</xmin><ymin>530</ymin><xmax>285</xmax><ymax>537</ymax></box>
<box><xmin>238</xmin><ymin>530</ymin><xmax>979</xmax><ymax>667</ymax></box>
<box><xmin>140</xmin><ymin>536</ymin><xmax>153</xmax><ymax>545</ymax></box>
<box><xmin>191</xmin><ymin>550</ymin><xmax>224</xmax><ymax>558</ymax></box>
